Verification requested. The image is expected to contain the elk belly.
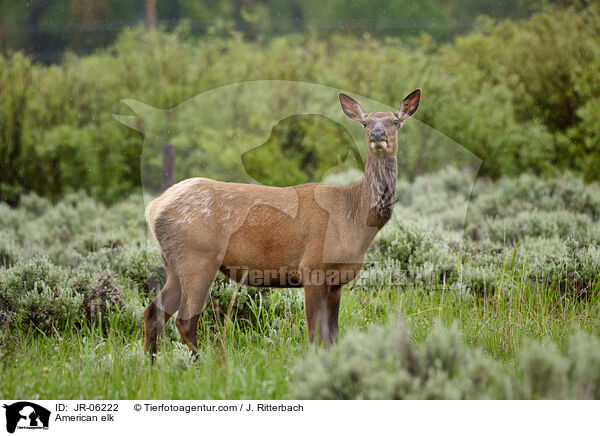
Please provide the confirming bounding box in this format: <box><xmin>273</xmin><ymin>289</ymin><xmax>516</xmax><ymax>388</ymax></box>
<box><xmin>220</xmin><ymin>203</ymin><xmax>306</xmax><ymax>287</ymax></box>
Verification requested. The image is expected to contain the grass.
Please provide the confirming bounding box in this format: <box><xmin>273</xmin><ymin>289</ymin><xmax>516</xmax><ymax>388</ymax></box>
<box><xmin>2</xmin><ymin>277</ymin><xmax>599</xmax><ymax>399</ymax></box>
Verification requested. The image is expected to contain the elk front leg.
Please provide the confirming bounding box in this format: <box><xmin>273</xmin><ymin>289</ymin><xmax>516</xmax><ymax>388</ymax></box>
<box><xmin>324</xmin><ymin>284</ymin><xmax>343</xmax><ymax>345</ymax></box>
<box><xmin>303</xmin><ymin>284</ymin><xmax>328</xmax><ymax>344</ymax></box>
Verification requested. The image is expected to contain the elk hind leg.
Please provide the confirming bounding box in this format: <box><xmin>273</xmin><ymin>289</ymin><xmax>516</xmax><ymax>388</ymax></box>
<box><xmin>175</xmin><ymin>257</ymin><xmax>219</xmax><ymax>354</ymax></box>
<box><xmin>144</xmin><ymin>271</ymin><xmax>181</xmax><ymax>355</ymax></box>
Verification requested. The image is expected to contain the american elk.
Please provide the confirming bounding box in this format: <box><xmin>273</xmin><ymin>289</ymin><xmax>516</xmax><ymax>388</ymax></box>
<box><xmin>144</xmin><ymin>89</ymin><xmax>421</xmax><ymax>354</ymax></box>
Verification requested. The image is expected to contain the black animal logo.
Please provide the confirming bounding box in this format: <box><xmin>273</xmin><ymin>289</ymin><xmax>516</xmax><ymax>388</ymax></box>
<box><xmin>3</xmin><ymin>402</ymin><xmax>50</xmax><ymax>434</ymax></box>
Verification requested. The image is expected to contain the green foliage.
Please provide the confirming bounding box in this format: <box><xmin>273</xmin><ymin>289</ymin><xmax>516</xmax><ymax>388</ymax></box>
<box><xmin>291</xmin><ymin>321</ymin><xmax>509</xmax><ymax>399</ymax></box>
<box><xmin>366</xmin><ymin>168</ymin><xmax>600</xmax><ymax>297</ymax></box>
<box><xmin>450</xmin><ymin>6</ymin><xmax>600</xmax><ymax>180</ymax></box>
<box><xmin>73</xmin><ymin>268</ymin><xmax>125</xmax><ymax>325</ymax></box>
<box><xmin>0</xmin><ymin>0</ymin><xmax>566</xmax><ymax>64</ymax></box>
<box><xmin>1</xmin><ymin>5</ymin><xmax>599</xmax><ymax>203</ymax></box>
<box><xmin>0</xmin><ymin>255</ymin><xmax>129</xmax><ymax>334</ymax></box>
<box><xmin>241</xmin><ymin>115</ymin><xmax>357</xmax><ymax>187</ymax></box>
<box><xmin>0</xmin><ymin>230</ymin><xmax>20</xmax><ymax>268</ymax></box>
<box><xmin>567</xmin><ymin>331</ymin><xmax>600</xmax><ymax>399</ymax></box>
<box><xmin>518</xmin><ymin>333</ymin><xmax>600</xmax><ymax>399</ymax></box>
<box><xmin>292</xmin><ymin>321</ymin><xmax>600</xmax><ymax>399</ymax></box>
<box><xmin>0</xmin><ymin>257</ymin><xmax>81</xmax><ymax>333</ymax></box>
<box><xmin>369</xmin><ymin>218</ymin><xmax>456</xmax><ymax>286</ymax></box>
<box><xmin>0</xmin><ymin>53</ymin><xmax>35</xmax><ymax>204</ymax></box>
<box><xmin>520</xmin><ymin>342</ymin><xmax>569</xmax><ymax>399</ymax></box>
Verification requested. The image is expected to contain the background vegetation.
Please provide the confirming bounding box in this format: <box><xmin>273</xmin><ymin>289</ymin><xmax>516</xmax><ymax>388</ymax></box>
<box><xmin>0</xmin><ymin>0</ymin><xmax>572</xmax><ymax>62</ymax></box>
<box><xmin>1</xmin><ymin>4</ymin><xmax>600</xmax><ymax>204</ymax></box>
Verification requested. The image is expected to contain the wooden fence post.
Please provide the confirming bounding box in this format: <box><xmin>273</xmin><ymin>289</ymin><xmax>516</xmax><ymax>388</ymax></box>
<box><xmin>146</xmin><ymin>0</ymin><xmax>156</xmax><ymax>29</ymax></box>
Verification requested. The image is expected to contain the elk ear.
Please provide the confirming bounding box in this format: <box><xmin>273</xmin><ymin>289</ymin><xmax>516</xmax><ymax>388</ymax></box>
<box><xmin>338</xmin><ymin>93</ymin><xmax>366</xmax><ymax>123</ymax></box>
<box><xmin>396</xmin><ymin>89</ymin><xmax>421</xmax><ymax>121</ymax></box>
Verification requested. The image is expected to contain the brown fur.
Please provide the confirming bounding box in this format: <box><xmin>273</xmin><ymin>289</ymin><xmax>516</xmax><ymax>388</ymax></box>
<box><xmin>144</xmin><ymin>89</ymin><xmax>421</xmax><ymax>354</ymax></box>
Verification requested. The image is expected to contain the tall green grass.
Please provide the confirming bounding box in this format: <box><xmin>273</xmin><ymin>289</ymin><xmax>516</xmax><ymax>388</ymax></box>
<box><xmin>2</xmin><ymin>281</ymin><xmax>599</xmax><ymax>399</ymax></box>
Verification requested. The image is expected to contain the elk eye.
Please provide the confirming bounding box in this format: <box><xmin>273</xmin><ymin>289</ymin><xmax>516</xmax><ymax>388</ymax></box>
<box><xmin>393</xmin><ymin>119</ymin><xmax>399</xmax><ymax>126</ymax></box>
<box><xmin>362</xmin><ymin>121</ymin><xmax>367</xmax><ymax>127</ymax></box>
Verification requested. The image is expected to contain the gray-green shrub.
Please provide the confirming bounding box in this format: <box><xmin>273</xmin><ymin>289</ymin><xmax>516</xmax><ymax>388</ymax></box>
<box><xmin>291</xmin><ymin>320</ymin><xmax>600</xmax><ymax>399</ymax></box>
<box><xmin>0</xmin><ymin>257</ymin><xmax>125</xmax><ymax>333</ymax></box>
<box><xmin>291</xmin><ymin>320</ymin><xmax>510</xmax><ymax>399</ymax></box>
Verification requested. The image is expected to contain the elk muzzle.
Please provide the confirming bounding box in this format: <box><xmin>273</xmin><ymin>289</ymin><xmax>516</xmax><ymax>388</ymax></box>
<box><xmin>369</xmin><ymin>128</ymin><xmax>388</xmax><ymax>152</ymax></box>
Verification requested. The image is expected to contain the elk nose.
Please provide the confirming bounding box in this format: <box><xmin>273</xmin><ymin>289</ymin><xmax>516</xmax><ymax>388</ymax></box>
<box><xmin>370</xmin><ymin>129</ymin><xmax>386</xmax><ymax>141</ymax></box>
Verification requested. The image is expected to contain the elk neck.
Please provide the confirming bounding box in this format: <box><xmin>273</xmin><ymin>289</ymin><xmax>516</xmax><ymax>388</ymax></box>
<box><xmin>350</xmin><ymin>151</ymin><xmax>398</xmax><ymax>229</ymax></box>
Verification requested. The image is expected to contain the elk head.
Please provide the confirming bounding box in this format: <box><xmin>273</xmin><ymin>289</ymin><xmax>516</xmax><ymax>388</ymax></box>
<box><xmin>338</xmin><ymin>89</ymin><xmax>421</xmax><ymax>156</ymax></box>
